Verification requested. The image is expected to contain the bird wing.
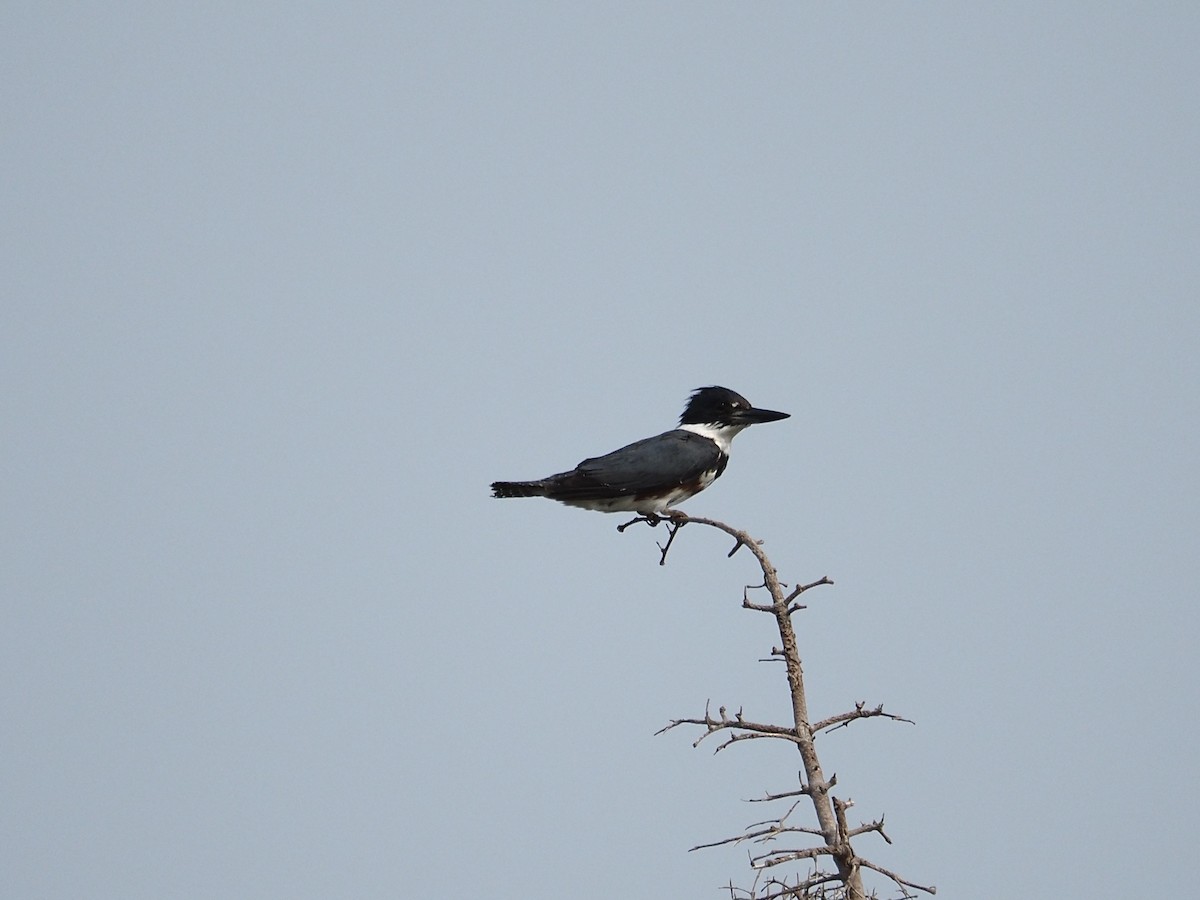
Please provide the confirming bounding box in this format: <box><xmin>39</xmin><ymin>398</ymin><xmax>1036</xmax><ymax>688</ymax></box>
<box><xmin>545</xmin><ymin>430</ymin><xmax>720</xmax><ymax>500</ymax></box>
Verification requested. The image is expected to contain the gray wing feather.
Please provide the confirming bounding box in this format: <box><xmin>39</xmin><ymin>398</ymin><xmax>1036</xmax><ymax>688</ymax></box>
<box><xmin>543</xmin><ymin>430</ymin><xmax>718</xmax><ymax>500</ymax></box>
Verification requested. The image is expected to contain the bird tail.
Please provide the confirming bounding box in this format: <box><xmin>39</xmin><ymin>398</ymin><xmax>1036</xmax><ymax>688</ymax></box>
<box><xmin>491</xmin><ymin>480</ymin><xmax>550</xmax><ymax>499</ymax></box>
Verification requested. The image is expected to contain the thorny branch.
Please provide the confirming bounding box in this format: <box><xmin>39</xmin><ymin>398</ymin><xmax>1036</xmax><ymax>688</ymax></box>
<box><xmin>621</xmin><ymin>512</ymin><xmax>933</xmax><ymax>899</ymax></box>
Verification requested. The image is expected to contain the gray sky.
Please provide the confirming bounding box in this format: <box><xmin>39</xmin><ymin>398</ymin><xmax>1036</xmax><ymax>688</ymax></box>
<box><xmin>4</xmin><ymin>4</ymin><xmax>1198</xmax><ymax>898</ymax></box>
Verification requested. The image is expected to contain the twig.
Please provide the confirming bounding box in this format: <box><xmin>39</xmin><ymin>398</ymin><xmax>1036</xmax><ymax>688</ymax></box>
<box><xmin>616</xmin><ymin>513</ymin><xmax>658</xmax><ymax>532</ymax></box>
<box><xmin>785</xmin><ymin>577</ymin><xmax>834</xmax><ymax>602</ymax></box>
<box><xmin>654</xmin><ymin>519</ymin><xmax>686</xmax><ymax>565</ymax></box>
<box><xmin>858</xmin><ymin>857</ymin><xmax>937</xmax><ymax>895</ymax></box>
<box><xmin>616</xmin><ymin>513</ymin><xmax>690</xmax><ymax>564</ymax></box>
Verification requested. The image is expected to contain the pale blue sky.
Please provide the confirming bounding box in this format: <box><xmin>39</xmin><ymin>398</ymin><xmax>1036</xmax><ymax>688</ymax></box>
<box><xmin>4</xmin><ymin>4</ymin><xmax>1198</xmax><ymax>898</ymax></box>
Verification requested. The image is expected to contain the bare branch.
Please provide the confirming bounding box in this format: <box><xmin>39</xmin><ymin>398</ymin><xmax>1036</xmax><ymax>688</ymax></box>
<box><xmin>833</xmin><ymin>796</ymin><xmax>853</xmax><ymax>845</ymax></box>
<box><xmin>756</xmin><ymin>871</ymin><xmax>843</xmax><ymax>899</ymax></box>
<box><xmin>813</xmin><ymin>702</ymin><xmax>916</xmax><ymax>734</ymax></box>
<box><xmin>858</xmin><ymin>857</ymin><xmax>937</xmax><ymax>896</ymax></box>
<box><xmin>848</xmin><ymin>815</ymin><xmax>892</xmax><ymax>845</ymax></box>
<box><xmin>616</xmin><ymin>513</ymin><xmax>655</xmax><ymax>532</ymax></box>
<box><xmin>785</xmin><ymin>577</ymin><xmax>835</xmax><ymax>602</ymax></box>
<box><xmin>657</xmin><ymin>704</ymin><xmax>801</xmax><ymax>752</ymax></box>
<box><xmin>615</xmin><ymin>513</ymin><xmax>689</xmax><ymax>564</ymax></box>
<box><xmin>689</xmin><ymin>805</ymin><xmax>825</xmax><ymax>852</ymax></box>
<box><xmin>746</xmin><ymin>774</ymin><xmax>832</xmax><ymax>802</ymax></box>
<box><xmin>751</xmin><ymin>845</ymin><xmax>830</xmax><ymax>868</ymax></box>
<box><xmin>653</xmin><ymin>519</ymin><xmax>687</xmax><ymax>564</ymax></box>
<box><xmin>742</xmin><ymin>581</ymin><xmax>776</xmax><ymax>613</ymax></box>
<box><xmin>712</xmin><ymin>729</ymin><xmax>801</xmax><ymax>753</ymax></box>
<box><xmin>620</xmin><ymin>512</ymin><xmax>928</xmax><ymax>899</ymax></box>
<box><xmin>696</xmin><ymin>816</ymin><xmax>825</xmax><ymax>854</ymax></box>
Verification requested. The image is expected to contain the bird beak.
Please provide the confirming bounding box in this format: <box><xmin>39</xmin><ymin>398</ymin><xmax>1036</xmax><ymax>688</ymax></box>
<box><xmin>735</xmin><ymin>406</ymin><xmax>790</xmax><ymax>425</ymax></box>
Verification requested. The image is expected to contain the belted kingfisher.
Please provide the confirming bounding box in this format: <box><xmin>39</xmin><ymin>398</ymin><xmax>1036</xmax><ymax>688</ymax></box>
<box><xmin>490</xmin><ymin>386</ymin><xmax>789</xmax><ymax>516</ymax></box>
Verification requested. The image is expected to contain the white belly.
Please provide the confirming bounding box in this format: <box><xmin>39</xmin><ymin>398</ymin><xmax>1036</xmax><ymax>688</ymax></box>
<box><xmin>562</xmin><ymin>468</ymin><xmax>719</xmax><ymax>515</ymax></box>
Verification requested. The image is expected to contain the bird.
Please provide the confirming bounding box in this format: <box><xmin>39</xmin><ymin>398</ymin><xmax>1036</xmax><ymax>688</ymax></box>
<box><xmin>490</xmin><ymin>386</ymin><xmax>789</xmax><ymax>517</ymax></box>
